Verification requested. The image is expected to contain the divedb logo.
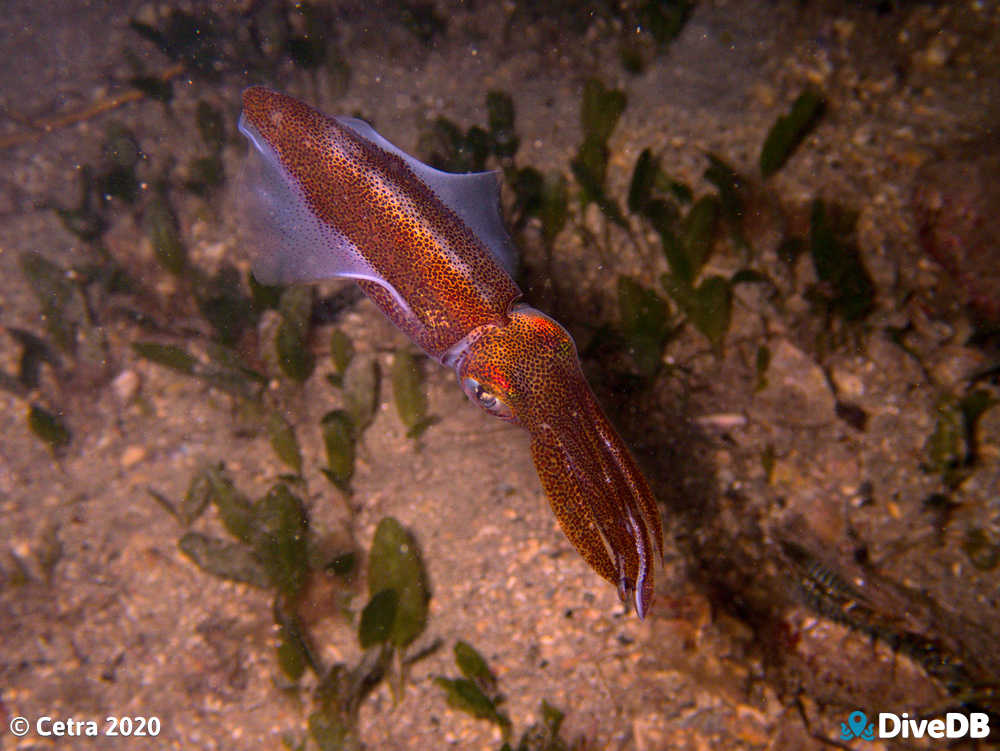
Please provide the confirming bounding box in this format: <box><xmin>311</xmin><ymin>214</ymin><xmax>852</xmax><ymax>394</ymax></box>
<box><xmin>840</xmin><ymin>710</ymin><xmax>991</xmax><ymax>741</ymax></box>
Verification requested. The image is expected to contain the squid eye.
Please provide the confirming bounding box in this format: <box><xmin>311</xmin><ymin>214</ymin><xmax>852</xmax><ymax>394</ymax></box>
<box><xmin>461</xmin><ymin>377</ymin><xmax>514</xmax><ymax>421</ymax></box>
<box><xmin>475</xmin><ymin>386</ymin><xmax>497</xmax><ymax>408</ymax></box>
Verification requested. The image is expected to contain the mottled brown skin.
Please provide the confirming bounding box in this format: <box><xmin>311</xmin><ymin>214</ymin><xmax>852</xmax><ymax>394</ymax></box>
<box><xmin>242</xmin><ymin>87</ymin><xmax>519</xmax><ymax>357</ymax></box>
<box><xmin>241</xmin><ymin>87</ymin><xmax>664</xmax><ymax>616</ymax></box>
<box><xmin>456</xmin><ymin>309</ymin><xmax>664</xmax><ymax>615</ymax></box>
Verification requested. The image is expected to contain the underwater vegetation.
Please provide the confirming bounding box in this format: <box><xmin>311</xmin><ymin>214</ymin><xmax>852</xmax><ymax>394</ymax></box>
<box><xmin>436</xmin><ymin>641</ymin><xmax>594</xmax><ymax>751</ymax></box>
<box><xmin>402</xmin><ymin>71</ymin><xmax>1000</xmax><ymax>724</ymax></box>
<box><xmin>4</xmin><ymin>1</ymin><xmax>999</xmax><ymax>746</ymax></box>
<box><xmin>147</xmin><ymin>459</ymin><xmax>587</xmax><ymax>750</ymax></box>
<box><xmin>152</xmin><ymin>460</ymin><xmax>427</xmax><ymax>749</ymax></box>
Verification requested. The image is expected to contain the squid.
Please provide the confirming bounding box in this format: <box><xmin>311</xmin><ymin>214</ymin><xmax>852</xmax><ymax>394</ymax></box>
<box><xmin>238</xmin><ymin>87</ymin><xmax>663</xmax><ymax>617</ymax></box>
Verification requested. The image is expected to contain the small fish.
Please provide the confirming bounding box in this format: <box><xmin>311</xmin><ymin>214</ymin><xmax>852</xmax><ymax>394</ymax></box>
<box><xmin>239</xmin><ymin>87</ymin><xmax>663</xmax><ymax>616</ymax></box>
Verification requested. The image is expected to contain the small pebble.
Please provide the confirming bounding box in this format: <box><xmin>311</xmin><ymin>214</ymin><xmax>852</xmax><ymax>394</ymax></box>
<box><xmin>830</xmin><ymin>367</ymin><xmax>865</xmax><ymax>400</ymax></box>
<box><xmin>695</xmin><ymin>413</ymin><xmax>747</xmax><ymax>430</ymax></box>
<box><xmin>121</xmin><ymin>445</ymin><xmax>147</xmax><ymax>468</ymax></box>
<box><xmin>112</xmin><ymin>369</ymin><xmax>141</xmax><ymax>402</ymax></box>
<box><xmin>750</xmin><ymin>340</ymin><xmax>836</xmax><ymax>428</ymax></box>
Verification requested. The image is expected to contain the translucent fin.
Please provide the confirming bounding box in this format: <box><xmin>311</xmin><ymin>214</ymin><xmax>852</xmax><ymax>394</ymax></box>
<box><xmin>337</xmin><ymin>116</ymin><xmax>518</xmax><ymax>277</ymax></box>
<box><xmin>236</xmin><ymin>114</ymin><xmax>410</xmax><ymax>315</ymax></box>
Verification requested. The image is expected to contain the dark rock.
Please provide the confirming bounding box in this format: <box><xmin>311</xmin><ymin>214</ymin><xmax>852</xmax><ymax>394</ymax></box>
<box><xmin>913</xmin><ymin>139</ymin><xmax>1000</xmax><ymax>326</ymax></box>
